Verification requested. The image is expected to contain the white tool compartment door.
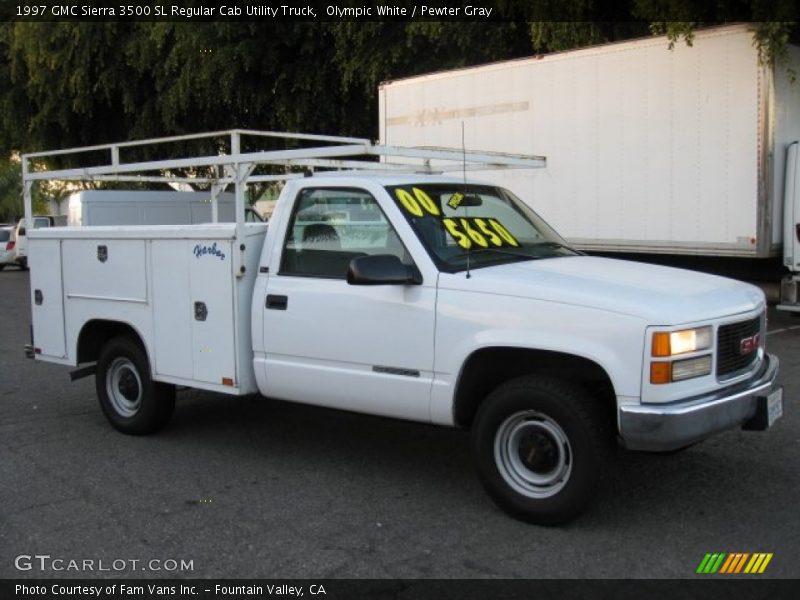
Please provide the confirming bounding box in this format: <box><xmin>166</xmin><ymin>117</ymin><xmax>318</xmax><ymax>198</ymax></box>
<box><xmin>152</xmin><ymin>240</ymin><xmax>194</xmax><ymax>380</ymax></box>
<box><xmin>152</xmin><ymin>238</ymin><xmax>237</xmax><ymax>387</ymax></box>
<box><xmin>189</xmin><ymin>240</ymin><xmax>237</xmax><ymax>385</ymax></box>
<box><xmin>29</xmin><ymin>238</ymin><xmax>66</xmax><ymax>358</ymax></box>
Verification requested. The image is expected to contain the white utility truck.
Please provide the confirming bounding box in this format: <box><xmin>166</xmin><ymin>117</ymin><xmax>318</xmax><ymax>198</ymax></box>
<box><xmin>23</xmin><ymin>130</ymin><xmax>783</xmax><ymax>524</ymax></box>
<box><xmin>378</xmin><ymin>24</ymin><xmax>800</xmax><ymax>312</ymax></box>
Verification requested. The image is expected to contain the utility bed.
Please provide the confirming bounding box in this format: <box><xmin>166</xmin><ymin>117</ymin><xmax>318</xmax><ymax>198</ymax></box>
<box><xmin>29</xmin><ymin>223</ymin><xmax>267</xmax><ymax>394</ymax></box>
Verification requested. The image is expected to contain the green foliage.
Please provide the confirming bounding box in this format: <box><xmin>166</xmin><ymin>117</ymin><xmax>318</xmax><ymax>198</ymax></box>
<box><xmin>0</xmin><ymin>156</ymin><xmax>51</xmax><ymax>221</ymax></box>
<box><xmin>332</xmin><ymin>21</ymin><xmax>531</xmax><ymax>134</ymax></box>
<box><xmin>0</xmin><ymin>14</ymin><xmax>797</xmax><ymax>161</ymax></box>
<box><xmin>125</xmin><ymin>23</ymin><xmax>351</xmax><ymax>136</ymax></box>
<box><xmin>648</xmin><ymin>22</ymin><xmax>696</xmax><ymax>49</ymax></box>
<box><xmin>0</xmin><ymin>157</ymin><xmax>22</xmax><ymax>222</ymax></box>
<box><xmin>753</xmin><ymin>22</ymin><xmax>796</xmax><ymax>81</ymax></box>
<box><xmin>0</xmin><ymin>20</ymin><xmax>532</xmax><ymax>154</ymax></box>
<box><xmin>526</xmin><ymin>0</ymin><xmax>651</xmax><ymax>52</ymax></box>
<box><xmin>633</xmin><ymin>1</ymin><xmax>799</xmax><ymax>67</ymax></box>
<box><xmin>1</xmin><ymin>22</ymin><xmax>139</xmax><ymax>151</ymax></box>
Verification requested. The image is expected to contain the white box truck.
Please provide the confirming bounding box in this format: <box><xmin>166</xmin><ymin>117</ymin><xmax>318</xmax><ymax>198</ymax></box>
<box><xmin>378</xmin><ymin>23</ymin><xmax>800</xmax><ymax>312</ymax></box>
<box><xmin>22</xmin><ymin>130</ymin><xmax>782</xmax><ymax>524</ymax></box>
<box><xmin>66</xmin><ymin>190</ymin><xmax>264</xmax><ymax>226</ymax></box>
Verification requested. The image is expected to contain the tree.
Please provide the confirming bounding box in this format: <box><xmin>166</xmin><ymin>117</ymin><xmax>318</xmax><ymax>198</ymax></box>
<box><xmin>0</xmin><ymin>23</ymin><xmax>141</xmax><ymax>153</ymax></box>
<box><xmin>0</xmin><ymin>14</ymin><xmax>797</xmax><ymax>159</ymax></box>
<box><xmin>331</xmin><ymin>21</ymin><xmax>532</xmax><ymax>132</ymax></box>
<box><xmin>0</xmin><ymin>155</ymin><xmax>52</xmax><ymax>222</ymax></box>
<box><xmin>0</xmin><ymin>157</ymin><xmax>23</xmax><ymax>222</ymax></box>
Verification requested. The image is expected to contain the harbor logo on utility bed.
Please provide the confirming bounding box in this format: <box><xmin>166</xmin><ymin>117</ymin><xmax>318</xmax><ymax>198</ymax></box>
<box><xmin>193</xmin><ymin>243</ymin><xmax>226</xmax><ymax>261</ymax></box>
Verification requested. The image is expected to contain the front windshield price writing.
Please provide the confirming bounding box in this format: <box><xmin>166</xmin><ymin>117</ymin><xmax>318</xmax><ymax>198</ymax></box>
<box><xmin>394</xmin><ymin>187</ymin><xmax>440</xmax><ymax>217</ymax></box>
<box><xmin>443</xmin><ymin>218</ymin><xmax>519</xmax><ymax>249</ymax></box>
<box><xmin>386</xmin><ymin>183</ymin><xmax>569</xmax><ymax>273</ymax></box>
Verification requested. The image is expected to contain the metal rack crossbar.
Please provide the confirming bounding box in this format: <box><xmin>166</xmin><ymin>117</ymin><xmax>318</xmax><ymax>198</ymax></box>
<box><xmin>22</xmin><ymin>129</ymin><xmax>546</xmax><ymax>232</ymax></box>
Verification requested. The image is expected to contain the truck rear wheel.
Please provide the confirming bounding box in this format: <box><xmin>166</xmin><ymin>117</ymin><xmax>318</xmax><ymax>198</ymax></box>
<box><xmin>96</xmin><ymin>336</ymin><xmax>175</xmax><ymax>435</ymax></box>
<box><xmin>471</xmin><ymin>375</ymin><xmax>611</xmax><ymax>525</ymax></box>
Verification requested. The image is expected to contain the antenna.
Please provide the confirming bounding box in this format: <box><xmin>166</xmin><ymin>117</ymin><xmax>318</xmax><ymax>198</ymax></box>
<box><xmin>462</xmin><ymin>121</ymin><xmax>471</xmax><ymax>279</ymax></box>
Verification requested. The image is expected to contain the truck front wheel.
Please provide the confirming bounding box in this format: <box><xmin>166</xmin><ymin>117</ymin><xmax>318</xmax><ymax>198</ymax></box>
<box><xmin>96</xmin><ymin>336</ymin><xmax>175</xmax><ymax>435</ymax></box>
<box><xmin>471</xmin><ymin>376</ymin><xmax>611</xmax><ymax>525</ymax></box>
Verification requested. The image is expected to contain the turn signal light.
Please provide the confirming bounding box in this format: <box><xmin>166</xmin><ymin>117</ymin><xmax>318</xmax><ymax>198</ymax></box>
<box><xmin>652</xmin><ymin>333</ymin><xmax>671</xmax><ymax>357</ymax></box>
<box><xmin>650</xmin><ymin>362</ymin><xmax>671</xmax><ymax>384</ymax></box>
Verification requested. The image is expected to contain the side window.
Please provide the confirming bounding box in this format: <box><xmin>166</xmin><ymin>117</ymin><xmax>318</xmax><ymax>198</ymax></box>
<box><xmin>280</xmin><ymin>187</ymin><xmax>410</xmax><ymax>279</ymax></box>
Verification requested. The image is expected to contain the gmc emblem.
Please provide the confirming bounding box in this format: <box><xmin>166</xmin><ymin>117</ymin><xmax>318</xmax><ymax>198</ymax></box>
<box><xmin>739</xmin><ymin>334</ymin><xmax>759</xmax><ymax>355</ymax></box>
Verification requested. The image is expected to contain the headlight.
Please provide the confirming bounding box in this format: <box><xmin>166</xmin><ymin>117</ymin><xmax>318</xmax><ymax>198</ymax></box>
<box><xmin>650</xmin><ymin>326</ymin><xmax>714</xmax><ymax>384</ymax></box>
<box><xmin>652</xmin><ymin>326</ymin><xmax>712</xmax><ymax>357</ymax></box>
<box><xmin>671</xmin><ymin>355</ymin><xmax>713</xmax><ymax>381</ymax></box>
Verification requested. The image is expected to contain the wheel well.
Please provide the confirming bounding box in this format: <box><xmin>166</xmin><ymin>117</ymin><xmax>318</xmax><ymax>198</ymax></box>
<box><xmin>453</xmin><ymin>347</ymin><xmax>616</xmax><ymax>429</ymax></box>
<box><xmin>77</xmin><ymin>320</ymin><xmax>144</xmax><ymax>364</ymax></box>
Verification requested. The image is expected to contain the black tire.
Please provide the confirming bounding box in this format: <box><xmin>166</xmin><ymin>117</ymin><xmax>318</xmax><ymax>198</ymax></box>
<box><xmin>95</xmin><ymin>336</ymin><xmax>175</xmax><ymax>435</ymax></box>
<box><xmin>471</xmin><ymin>375</ymin><xmax>612</xmax><ymax>525</ymax></box>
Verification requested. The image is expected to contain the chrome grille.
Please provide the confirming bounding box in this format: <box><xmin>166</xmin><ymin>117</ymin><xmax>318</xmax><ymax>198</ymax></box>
<box><xmin>716</xmin><ymin>316</ymin><xmax>761</xmax><ymax>378</ymax></box>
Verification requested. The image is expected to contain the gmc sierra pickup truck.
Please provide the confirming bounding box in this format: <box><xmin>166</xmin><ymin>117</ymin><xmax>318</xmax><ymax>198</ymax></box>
<box><xmin>23</xmin><ymin>131</ymin><xmax>783</xmax><ymax>524</ymax></box>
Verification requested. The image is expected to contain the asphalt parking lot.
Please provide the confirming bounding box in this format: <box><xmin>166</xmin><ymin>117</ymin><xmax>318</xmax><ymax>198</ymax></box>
<box><xmin>1</xmin><ymin>266</ymin><xmax>798</xmax><ymax>580</ymax></box>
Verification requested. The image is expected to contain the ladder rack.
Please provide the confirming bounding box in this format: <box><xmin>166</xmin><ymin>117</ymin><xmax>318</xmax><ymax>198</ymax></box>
<box><xmin>22</xmin><ymin>128</ymin><xmax>546</xmax><ymax>231</ymax></box>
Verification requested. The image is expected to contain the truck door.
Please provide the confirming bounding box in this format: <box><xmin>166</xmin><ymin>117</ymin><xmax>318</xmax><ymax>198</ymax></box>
<box><xmin>261</xmin><ymin>186</ymin><xmax>436</xmax><ymax>422</ymax></box>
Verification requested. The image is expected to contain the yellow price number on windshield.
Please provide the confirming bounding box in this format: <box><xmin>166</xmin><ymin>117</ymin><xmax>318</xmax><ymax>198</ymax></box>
<box><xmin>442</xmin><ymin>218</ymin><xmax>519</xmax><ymax>249</ymax></box>
<box><xmin>394</xmin><ymin>187</ymin><xmax>440</xmax><ymax>217</ymax></box>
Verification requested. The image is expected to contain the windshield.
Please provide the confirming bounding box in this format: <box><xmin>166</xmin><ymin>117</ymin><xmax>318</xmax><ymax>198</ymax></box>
<box><xmin>385</xmin><ymin>183</ymin><xmax>578</xmax><ymax>272</ymax></box>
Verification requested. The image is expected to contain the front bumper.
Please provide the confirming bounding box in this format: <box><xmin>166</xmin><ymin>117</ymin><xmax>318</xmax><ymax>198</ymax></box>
<box><xmin>619</xmin><ymin>354</ymin><xmax>781</xmax><ymax>452</ymax></box>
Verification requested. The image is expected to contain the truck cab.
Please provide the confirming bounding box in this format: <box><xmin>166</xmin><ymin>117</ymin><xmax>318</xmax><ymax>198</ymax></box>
<box><xmin>248</xmin><ymin>173</ymin><xmax>781</xmax><ymax>522</ymax></box>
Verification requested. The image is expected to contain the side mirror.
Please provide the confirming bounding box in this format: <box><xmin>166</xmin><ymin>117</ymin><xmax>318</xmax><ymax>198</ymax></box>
<box><xmin>347</xmin><ymin>254</ymin><xmax>422</xmax><ymax>286</ymax></box>
<box><xmin>18</xmin><ymin>227</ymin><xmax>26</xmax><ymax>236</ymax></box>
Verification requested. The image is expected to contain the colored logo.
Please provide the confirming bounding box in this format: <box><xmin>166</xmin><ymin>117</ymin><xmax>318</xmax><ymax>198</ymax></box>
<box><xmin>739</xmin><ymin>334</ymin><xmax>759</xmax><ymax>355</ymax></box>
<box><xmin>697</xmin><ymin>553</ymin><xmax>773</xmax><ymax>574</ymax></box>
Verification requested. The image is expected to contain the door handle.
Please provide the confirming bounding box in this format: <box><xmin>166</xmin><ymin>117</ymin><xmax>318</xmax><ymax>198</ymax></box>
<box><xmin>266</xmin><ymin>294</ymin><xmax>288</xmax><ymax>310</ymax></box>
<box><xmin>194</xmin><ymin>301</ymin><xmax>208</xmax><ymax>321</ymax></box>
